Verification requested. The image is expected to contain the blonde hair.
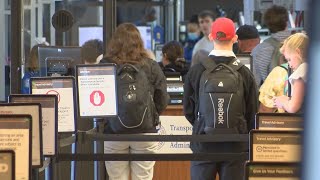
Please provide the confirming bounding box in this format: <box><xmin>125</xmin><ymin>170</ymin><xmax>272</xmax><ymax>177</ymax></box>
<box><xmin>280</xmin><ymin>32</ymin><xmax>309</xmax><ymax>63</ymax></box>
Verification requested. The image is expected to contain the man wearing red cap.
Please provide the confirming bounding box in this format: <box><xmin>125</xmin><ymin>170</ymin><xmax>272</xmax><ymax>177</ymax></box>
<box><xmin>183</xmin><ymin>17</ymin><xmax>258</xmax><ymax>180</ymax></box>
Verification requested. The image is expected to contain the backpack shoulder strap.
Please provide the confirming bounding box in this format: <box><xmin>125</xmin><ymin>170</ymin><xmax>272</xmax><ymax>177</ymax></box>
<box><xmin>264</xmin><ymin>37</ymin><xmax>283</xmax><ymax>68</ymax></box>
<box><xmin>264</xmin><ymin>37</ymin><xmax>281</xmax><ymax>48</ymax></box>
<box><xmin>279</xmin><ymin>63</ymin><xmax>288</xmax><ymax>71</ymax></box>
<box><xmin>227</xmin><ymin>57</ymin><xmax>244</xmax><ymax>72</ymax></box>
<box><xmin>200</xmin><ymin>56</ymin><xmax>218</xmax><ymax>72</ymax></box>
<box><xmin>117</xmin><ymin>63</ymin><xmax>139</xmax><ymax>75</ymax></box>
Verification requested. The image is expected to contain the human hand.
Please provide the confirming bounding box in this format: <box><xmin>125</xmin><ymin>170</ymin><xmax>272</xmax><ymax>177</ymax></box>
<box><xmin>273</xmin><ymin>96</ymin><xmax>289</xmax><ymax>109</ymax></box>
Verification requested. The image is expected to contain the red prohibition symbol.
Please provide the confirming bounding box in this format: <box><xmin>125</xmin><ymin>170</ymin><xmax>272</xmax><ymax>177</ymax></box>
<box><xmin>90</xmin><ymin>90</ymin><xmax>105</xmax><ymax>106</ymax></box>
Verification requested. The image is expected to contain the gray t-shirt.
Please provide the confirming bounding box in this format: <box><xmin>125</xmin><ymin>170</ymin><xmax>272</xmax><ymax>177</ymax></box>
<box><xmin>192</xmin><ymin>36</ymin><xmax>214</xmax><ymax>57</ymax></box>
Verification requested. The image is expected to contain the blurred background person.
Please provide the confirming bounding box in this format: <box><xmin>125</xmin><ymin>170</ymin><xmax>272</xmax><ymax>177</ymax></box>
<box><xmin>184</xmin><ymin>14</ymin><xmax>202</xmax><ymax>64</ymax></box>
<box><xmin>136</xmin><ymin>5</ymin><xmax>164</xmax><ymax>44</ymax></box>
<box><xmin>21</xmin><ymin>43</ymin><xmax>46</xmax><ymax>94</ymax></box>
<box><xmin>81</xmin><ymin>39</ymin><xmax>104</xmax><ymax>64</ymax></box>
<box><xmin>251</xmin><ymin>5</ymin><xmax>290</xmax><ymax>87</ymax></box>
<box><xmin>234</xmin><ymin>25</ymin><xmax>260</xmax><ymax>54</ymax></box>
<box><xmin>191</xmin><ymin>10</ymin><xmax>216</xmax><ymax>59</ymax></box>
<box><xmin>160</xmin><ymin>40</ymin><xmax>188</xmax><ymax>80</ymax></box>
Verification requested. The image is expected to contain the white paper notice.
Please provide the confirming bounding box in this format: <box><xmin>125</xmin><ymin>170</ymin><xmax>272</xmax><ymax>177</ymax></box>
<box><xmin>77</xmin><ymin>66</ymin><xmax>117</xmax><ymax>117</ymax></box>
<box><xmin>10</xmin><ymin>96</ymin><xmax>57</xmax><ymax>156</ymax></box>
<box><xmin>0</xmin><ymin>123</ymin><xmax>30</xmax><ymax>180</ymax></box>
<box><xmin>42</xmin><ymin>107</ymin><xmax>55</xmax><ymax>155</ymax></box>
<box><xmin>31</xmin><ymin>78</ymin><xmax>75</xmax><ymax>133</ymax></box>
<box><xmin>0</xmin><ymin>106</ymin><xmax>41</xmax><ymax>166</ymax></box>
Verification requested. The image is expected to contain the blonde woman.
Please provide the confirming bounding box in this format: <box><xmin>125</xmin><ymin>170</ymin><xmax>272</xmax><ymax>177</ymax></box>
<box><xmin>273</xmin><ymin>33</ymin><xmax>308</xmax><ymax>113</ymax></box>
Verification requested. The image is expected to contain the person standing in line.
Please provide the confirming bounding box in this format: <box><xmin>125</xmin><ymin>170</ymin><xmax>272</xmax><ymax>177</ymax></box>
<box><xmin>235</xmin><ymin>25</ymin><xmax>260</xmax><ymax>54</ymax></box>
<box><xmin>251</xmin><ymin>5</ymin><xmax>290</xmax><ymax>87</ymax></box>
<box><xmin>81</xmin><ymin>39</ymin><xmax>104</xmax><ymax>64</ymax></box>
<box><xmin>184</xmin><ymin>14</ymin><xmax>202</xmax><ymax>63</ymax></box>
<box><xmin>100</xmin><ymin>23</ymin><xmax>168</xmax><ymax>180</ymax></box>
<box><xmin>273</xmin><ymin>33</ymin><xmax>308</xmax><ymax>113</ymax></box>
<box><xmin>191</xmin><ymin>10</ymin><xmax>216</xmax><ymax>59</ymax></box>
<box><xmin>160</xmin><ymin>40</ymin><xmax>188</xmax><ymax>78</ymax></box>
<box><xmin>183</xmin><ymin>17</ymin><xmax>258</xmax><ymax>180</ymax></box>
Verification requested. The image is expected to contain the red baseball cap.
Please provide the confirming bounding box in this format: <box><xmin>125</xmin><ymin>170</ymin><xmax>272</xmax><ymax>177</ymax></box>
<box><xmin>209</xmin><ymin>17</ymin><xmax>236</xmax><ymax>41</ymax></box>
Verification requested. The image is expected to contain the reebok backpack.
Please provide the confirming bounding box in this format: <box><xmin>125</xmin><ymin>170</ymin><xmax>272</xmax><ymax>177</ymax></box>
<box><xmin>198</xmin><ymin>58</ymin><xmax>248</xmax><ymax>135</ymax></box>
<box><xmin>108</xmin><ymin>63</ymin><xmax>158</xmax><ymax>134</ymax></box>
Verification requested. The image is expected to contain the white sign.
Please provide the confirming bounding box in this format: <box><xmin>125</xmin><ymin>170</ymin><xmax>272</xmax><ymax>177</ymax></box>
<box><xmin>157</xmin><ymin>116</ymin><xmax>193</xmax><ymax>153</ymax></box>
<box><xmin>77</xmin><ymin>65</ymin><xmax>117</xmax><ymax>117</ymax></box>
<box><xmin>0</xmin><ymin>104</ymin><xmax>42</xmax><ymax>167</ymax></box>
<box><xmin>10</xmin><ymin>95</ymin><xmax>58</xmax><ymax>156</ymax></box>
<box><xmin>0</xmin><ymin>116</ymin><xmax>31</xmax><ymax>180</ymax></box>
<box><xmin>31</xmin><ymin>78</ymin><xmax>76</xmax><ymax>132</ymax></box>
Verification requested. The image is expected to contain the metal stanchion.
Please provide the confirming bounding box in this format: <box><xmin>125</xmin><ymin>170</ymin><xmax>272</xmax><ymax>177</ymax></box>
<box><xmin>95</xmin><ymin>119</ymin><xmax>107</xmax><ymax>180</ymax></box>
<box><xmin>32</xmin><ymin>169</ymin><xmax>39</xmax><ymax>180</ymax></box>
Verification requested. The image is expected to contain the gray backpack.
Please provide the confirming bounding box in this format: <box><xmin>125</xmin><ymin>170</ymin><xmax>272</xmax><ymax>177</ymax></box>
<box><xmin>264</xmin><ymin>37</ymin><xmax>287</xmax><ymax>74</ymax></box>
<box><xmin>198</xmin><ymin>57</ymin><xmax>248</xmax><ymax>135</ymax></box>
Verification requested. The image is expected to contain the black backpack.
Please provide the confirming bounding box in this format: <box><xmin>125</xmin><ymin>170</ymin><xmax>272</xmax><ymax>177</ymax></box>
<box><xmin>198</xmin><ymin>57</ymin><xmax>247</xmax><ymax>135</ymax></box>
<box><xmin>108</xmin><ymin>63</ymin><xmax>158</xmax><ymax>134</ymax></box>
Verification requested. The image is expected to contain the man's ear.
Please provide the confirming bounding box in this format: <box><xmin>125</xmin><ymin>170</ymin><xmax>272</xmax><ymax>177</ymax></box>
<box><xmin>231</xmin><ymin>35</ymin><xmax>238</xmax><ymax>44</ymax></box>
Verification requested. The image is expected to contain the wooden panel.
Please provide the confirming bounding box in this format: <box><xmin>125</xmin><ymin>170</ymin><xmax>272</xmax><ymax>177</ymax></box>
<box><xmin>154</xmin><ymin>105</ymin><xmax>220</xmax><ymax>180</ymax></box>
<box><xmin>154</xmin><ymin>161</ymin><xmax>191</xmax><ymax>180</ymax></box>
<box><xmin>161</xmin><ymin>105</ymin><xmax>184</xmax><ymax>116</ymax></box>
<box><xmin>154</xmin><ymin>105</ymin><xmax>190</xmax><ymax>179</ymax></box>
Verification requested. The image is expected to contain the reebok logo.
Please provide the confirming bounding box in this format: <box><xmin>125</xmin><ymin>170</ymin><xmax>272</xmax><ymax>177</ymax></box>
<box><xmin>233</xmin><ymin>61</ymin><xmax>238</xmax><ymax>66</ymax></box>
<box><xmin>217</xmin><ymin>98</ymin><xmax>224</xmax><ymax>124</ymax></box>
<box><xmin>218</xmin><ymin>82</ymin><xmax>224</xmax><ymax>87</ymax></box>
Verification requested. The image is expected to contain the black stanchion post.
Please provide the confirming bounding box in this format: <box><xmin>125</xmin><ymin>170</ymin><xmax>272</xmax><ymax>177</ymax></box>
<box><xmin>32</xmin><ymin>169</ymin><xmax>39</xmax><ymax>180</ymax></box>
<box><xmin>95</xmin><ymin>119</ymin><xmax>107</xmax><ymax>180</ymax></box>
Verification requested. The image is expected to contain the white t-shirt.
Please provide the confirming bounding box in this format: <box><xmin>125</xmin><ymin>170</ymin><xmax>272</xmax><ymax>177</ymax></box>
<box><xmin>192</xmin><ymin>36</ymin><xmax>214</xmax><ymax>57</ymax></box>
<box><xmin>289</xmin><ymin>63</ymin><xmax>307</xmax><ymax>95</ymax></box>
<box><xmin>289</xmin><ymin>63</ymin><xmax>307</xmax><ymax>84</ymax></box>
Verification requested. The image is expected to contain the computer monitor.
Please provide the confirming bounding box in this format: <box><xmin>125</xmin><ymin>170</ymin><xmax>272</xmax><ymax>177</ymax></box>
<box><xmin>236</xmin><ymin>54</ymin><xmax>252</xmax><ymax>70</ymax></box>
<box><xmin>78</xmin><ymin>26</ymin><xmax>103</xmax><ymax>46</ymax></box>
<box><xmin>136</xmin><ymin>25</ymin><xmax>152</xmax><ymax>50</ymax></box>
<box><xmin>38</xmin><ymin>46</ymin><xmax>82</xmax><ymax>77</ymax></box>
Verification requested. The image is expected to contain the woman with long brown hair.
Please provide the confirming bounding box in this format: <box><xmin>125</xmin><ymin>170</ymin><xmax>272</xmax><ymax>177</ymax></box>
<box><xmin>101</xmin><ymin>23</ymin><xmax>168</xmax><ymax>180</ymax></box>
